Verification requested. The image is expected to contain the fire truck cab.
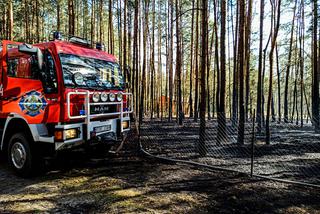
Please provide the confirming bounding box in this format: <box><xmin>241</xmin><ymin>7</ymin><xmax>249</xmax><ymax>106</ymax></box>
<box><xmin>0</xmin><ymin>33</ymin><xmax>132</xmax><ymax>177</ymax></box>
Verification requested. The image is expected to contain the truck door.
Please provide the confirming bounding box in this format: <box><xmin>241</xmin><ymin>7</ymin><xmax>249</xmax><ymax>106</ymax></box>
<box><xmin>39</xmin><ymin>48</ymin><xmax>60</xmax><ymax>123</ymax></box>
<box><xmin>1</xmin><ymin>41</ymin><xmax>48</xmax><ymax>124</ymax></box>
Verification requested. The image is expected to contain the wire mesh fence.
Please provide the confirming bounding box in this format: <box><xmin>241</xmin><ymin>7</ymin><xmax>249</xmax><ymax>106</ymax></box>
<box><xmin>139</xmin><ymin>114</ymin><xmax>320</xmax><ymax>187</ymax></box>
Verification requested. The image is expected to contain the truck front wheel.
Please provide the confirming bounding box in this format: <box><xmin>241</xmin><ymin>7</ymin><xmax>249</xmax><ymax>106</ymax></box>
<box><xmin>8</xmin><ymin>133</ymin><xmax>35</xmax><ymax>177</ymax></box>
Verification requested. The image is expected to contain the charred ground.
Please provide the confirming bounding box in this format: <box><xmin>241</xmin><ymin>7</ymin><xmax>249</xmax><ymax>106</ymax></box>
<box><xmin>0</xmin><ymin>132</ymin><xmax>319</xmax><ymax>214</ymax></box>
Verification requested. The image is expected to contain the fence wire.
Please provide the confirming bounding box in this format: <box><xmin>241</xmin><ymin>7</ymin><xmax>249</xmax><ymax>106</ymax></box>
<box><xmin>139</xmin><ymin>114</ymin><xmax>320</xmax><ymax>187</ymax></box>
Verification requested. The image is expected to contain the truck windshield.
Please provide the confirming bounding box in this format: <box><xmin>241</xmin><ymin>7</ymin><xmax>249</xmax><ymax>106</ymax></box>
<box><xmin>59</xmin><ymin>53</ymin><xmax>124</xmax><ymax>90</ymax></box>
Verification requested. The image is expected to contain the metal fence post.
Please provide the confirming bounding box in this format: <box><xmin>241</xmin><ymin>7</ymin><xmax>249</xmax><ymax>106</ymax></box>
<box><xmin>251</xmin><ymin>109</ymin><xmax>256</xmax><ymax>177</ymax></box>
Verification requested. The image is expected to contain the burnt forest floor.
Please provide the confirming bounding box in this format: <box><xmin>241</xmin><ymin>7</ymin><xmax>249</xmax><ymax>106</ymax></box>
<box><xmin>0</xmin><ymin>124</ymin><xmax>319</xmax><ymax>213</ymax></box>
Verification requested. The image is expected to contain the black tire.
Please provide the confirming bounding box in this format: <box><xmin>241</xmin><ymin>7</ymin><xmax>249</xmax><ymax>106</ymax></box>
<box><xmin>7</xmin><ymin>133</ymin><xmax>37</xmax><ymax>177</ymax></box>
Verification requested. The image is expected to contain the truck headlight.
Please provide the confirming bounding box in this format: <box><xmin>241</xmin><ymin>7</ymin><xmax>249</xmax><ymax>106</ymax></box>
<box><xmin>92</xmin><ymin>93</ymin><xmax>100</xmax><ymax>102</ymax></box>
<box><xmin>109</xmin><ymin>93</ymin><xmax>116</xmax><ymax>102</ymax></box>
<box><xmin>101</xmin><ymin>92</ymin><xmax>108</xmax><ymax>102</ymax></box>
<box><xmin>65</xmin><ymin>129</ymin><xmax>78</xmax><ymax>140</ymax></box>
<box><xmin>122</xmin><ymin>121</ymin><xmax>129</xmax><ymax>129</ymax></box>
<box><xmin>117</xmin><ymin>93</ymin><xmax>123</xmax><ymax>101</ymax></box>
<box><xmin>55</xmin><ymin>128</ymin><xmax>79</xmax><ymax>141</ymax></box>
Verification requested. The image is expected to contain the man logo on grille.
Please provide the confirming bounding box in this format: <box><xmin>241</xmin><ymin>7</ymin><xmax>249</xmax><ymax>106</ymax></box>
<box><xmin>19</xmin><ymin>90</ymin><xmax>47</xmax><ymax>117</ymax></box>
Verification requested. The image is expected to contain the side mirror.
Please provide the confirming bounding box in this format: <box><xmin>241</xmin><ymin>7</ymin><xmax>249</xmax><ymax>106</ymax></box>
<box><xmin>18</xmin><ymin>44</ymin><xmax>43</xmax><ymax>70</ymax></box>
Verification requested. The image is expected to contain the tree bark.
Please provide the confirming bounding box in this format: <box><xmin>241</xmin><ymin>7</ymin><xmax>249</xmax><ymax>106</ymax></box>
<box><xmin>194</xmin><ymin>0</ymin><xmax>200</xmax><ymax>121</ymax></box>
<box><xmin>276</xmin><ymin>43</ymin><xmax>281</xmax><ymax>122</ymax></box>
<box><xmin>256</xmin><ymin>0</ymin><xmax>264</xmax><ymax>133</ymax></box>
<box><xmin>199</xmin><ymin>0</ymin><xmax>208</xmax><ymax>156</ymax></box>
<box><xmin>312</xmin><ymin>0</ymin><xmax>320</xmax><ymax>131</ymax></box>
<box><xmin>139</xmin><ymin>0</ymin><xmax>149</xmax><ymax>128</ymax></box>
<box><xmin>266</xmin><ymin>0</ymin><xmax>281</xmax><ymax>144</ymax></box>
<box><xmin>284</xmin><ymin>0</ymin><xmax>297</xmax><ymax>123</ymax></box>
<box><xmin>68</xmin><ymin>0</ymin><xmax>75</xmax><ymax>35</ymax></box>
<box><xmin>237</xmin><ymin>0</ymin><xmax>245</xmax><ymax>145</ymax></box>
<box><xmin>90</xmin><ymin>0</ymin><xmax>95</xmax><ymax>46</ymax></box>
<box><xmin>245</xmin><ymin>0</ymin><xmax>253</xmax><ymax>120</ymax></box>
<box><xmin>176</xmin><ymin>0</ymin><xmax>183</xmax><ymax>125</ymax></box>
<box><xmin>168</xmin><ymin>0</ymin><xmax>174</xmax><ymax>122</ymax></box>
<box><xmin>109</xmin><ymin>0</ymin><xmax>114</xmax><ymax>54</ymax></box>
<box><xmin>218</xmin><ymin>0</ymin><xmax>227</xmax><ymax>143</ymax></box>
<box><xmin>189</xmin><ymin>0</ymin><xmax>195</xmax><ymax>118</ymax></box>
<box><xmin>57</xmin><ymin>0</ymin><xmax>60</xmax><ymax>32</ymax></box>
<box><xmin>8</xmin><ymin>0</ymin><xmax>13</xmax><ymax>40</ymax></box>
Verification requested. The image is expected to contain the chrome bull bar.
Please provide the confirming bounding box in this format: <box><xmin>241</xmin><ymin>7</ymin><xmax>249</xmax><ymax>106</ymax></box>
<box><xmin>67</xmin><ymin>91</ymin><xmax>133</xmax><ymax>140</ymax></box>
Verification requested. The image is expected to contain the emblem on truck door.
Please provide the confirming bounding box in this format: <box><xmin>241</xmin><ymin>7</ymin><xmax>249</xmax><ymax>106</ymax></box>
<box><xmin>19</xmin><ymin>90</ymin><xmax>47</xmax><ymax>117</ymax></box>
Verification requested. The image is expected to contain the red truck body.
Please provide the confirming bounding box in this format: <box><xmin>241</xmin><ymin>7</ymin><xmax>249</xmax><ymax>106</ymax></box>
<box><xmin>0</xmin><ymin>36</ymin><xmax>132</xmax><ymax>176</ymax></box>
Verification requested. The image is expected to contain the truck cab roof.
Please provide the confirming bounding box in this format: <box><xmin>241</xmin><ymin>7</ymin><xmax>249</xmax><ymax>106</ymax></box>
<box><xmin>0</xmin><ymin>39</ymin><xmax>117</xmax><ymax>63</ymax></box>
<box><xmin>36</xmin><ymin>40</ymin><xmax>118</xmax><ymax>63</ymax></box>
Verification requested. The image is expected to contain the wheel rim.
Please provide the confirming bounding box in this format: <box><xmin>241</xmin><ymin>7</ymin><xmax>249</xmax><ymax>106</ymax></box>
<box><xmin>11</xmin><ymin>142</ymin><xmax>27</xmax><ymax>169</ymax></box>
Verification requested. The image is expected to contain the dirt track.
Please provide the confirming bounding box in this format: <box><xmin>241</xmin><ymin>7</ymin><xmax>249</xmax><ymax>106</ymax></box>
<box><xmin>0</xmin><ymin>141</ymin><xmax>319</xmax><ymax>213</ymax></box>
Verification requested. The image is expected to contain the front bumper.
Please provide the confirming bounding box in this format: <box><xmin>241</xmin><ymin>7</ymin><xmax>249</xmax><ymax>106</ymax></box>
<box><xmin>54</xmin><ymin>118</ymin><xmax>130</xmax><ymax>151</ymax></box>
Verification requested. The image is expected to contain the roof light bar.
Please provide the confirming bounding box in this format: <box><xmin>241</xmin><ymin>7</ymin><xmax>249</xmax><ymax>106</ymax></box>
<box><xmin>50</xmin><ymin>31</ymin><xmax>105</xmax><ymax>50</ymax></box>
<box><xmin>53</xmin><ymin>31</ymin><xmax>63</xmax><ymax>40</ymax></box>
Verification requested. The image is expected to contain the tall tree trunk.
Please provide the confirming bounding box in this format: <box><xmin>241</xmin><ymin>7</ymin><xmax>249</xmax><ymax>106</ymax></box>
<box><xmin>133</xmin><ymin>0</ymin><xmax>139</xmax><ymax>116</ymax></box>
<box><xmin>189</xmin><ymin>0</ymin><xmax>195</xmax><ymax>118</ymax></box>
<box><xmin>199</xmin><ymin>0</ymin><xmax>208</xmax><ymax>156</ymax></box>
<box><xmin>68</xmin><ymin>0</ymin><xmax>75</xmax><ymax>35</ymax></box>
<box><xmin>194</xmin><ymin>0</ymin><xmax>200</xmax><ymax>121</ymax></box>
<box><xmin>109</xmin><ymin>0</ymin><xmax>114</xmax><ymax>54</ymax></box>
<box><xmin>284</xmin><ymin>0</ymin><xmax>297</xmax><ymax>123</ymax></box>
<box><xmin>271</xmin><ymin>95</ymin><xmax>276</xmax><ymax>121</ymax></box>
<box><xmin>237</xmin><ymin>0</ymin><xmax>245</xmax><ymax>145</ymax></box>
<box><xmin>208</xmin><ymin>23</ymin><xmax>215</xmax><ymax>118</ymax></box>
<box><xmin>176</xmin><ymin>0</ymin><xmax>183</xmax><ymax>125</ymax></box>
<box><xmin>276</xmin><ymin>43</ymin><xmax>281</xmax><ymax>122</ymax></box>
<box><xmin>158</xmin><ymin>0</ymin><xmax>162</xmax><ymax>119</ymax></box>
<box><xmin>218</xmin><ymin>0</ymin><xmax>227</xmax><ymax>143</ymax></box>
<box><xmin>256</xmin><ymin>0</ymin><xmax>264</xmax><ymax>133</ymax></box>
<box><xmin>99</xmin><ymin>0</ymin><xmax>103</xmax><ymax>43</ymax></box>
<box><xmin>36</xmin><ymin>0</ymin><xmax>40</xmax><ymax>42</ymax></box>
<box><xmin>232</xmin><ymin>1</ymin><xmax>239</xmax><ymax>127</ymax></box>
<box><xmin>139</xmin><ymin>0</ymin><xmax>149</xmax><ymax>127</ymax></box>
<box><xmin>266</xmin><ymin>0</ymin><xmax>281</xmax><ymax>144</ymax></box>
<box><xmin>228</xmin><ymin>1</ymin><xmax>232</xmax><ymax>118</ymax></box>
<box><xmin>245</xmin><ymin>0</ymin><xmax>253</xmax><ymax>120</ymax></box>
<box><xmin>57</xmin><ymin>0</ymin><xmax>61</xmax><ymax>32</ymax></box>
<box><xmin>8</xmin><ymin>0</ymin><xmax>13</xmax><ymax>40</ymax></box>
<box><xmin>213</xmin><ymin>0</ymin><xmax>220</xmax><ymax>116</ymax></box>
<box><xmin>117</xmin><ymin>0</ymin><xmax>122</xmax><ymax>65</ymax></box>
<box><xmin>300</xmin><ymin>0</ymin><xmax>305</xmax><ymax>127</ymax></box>
<box><xmin>207</xmin><ymin>24</ymin><xmax>212</xmax><ymax>120</ymax></box>
<box><xmin>150</xmin><ymin>0</ymin><xmax>156</xmax><ymax>120</ymax></box>
<box><xmin>90</xmin><ymin>0</ymin><xmax>95</xmax><ymax>46</ymax></box>
<box><xmin>123</xmin><ymin>0</ymin><xmax>127</xmax><ymax>81</ymax></box>
<box><xmin>165</xmin><ymin>1</ymin><xmax>169</xmax><ymax>118</ymax></box>
<box><xmin>25</xmin><ymin>0</ymin><xmax>30</xmax><ymax>42</ymax></box>
<box><xmin>312</xmin><ymin>0</ymin><xmax>320</xmax><ymax>131</ymax></box>
<box><xmin>168</xmin><ymin>0</ymin><xmax>174</xmax><ymax>121</ymax></box>
<box><xmin>83</xmin><ymin>0</ymin><xmax>89</xmax><ymax>38</ymax></box>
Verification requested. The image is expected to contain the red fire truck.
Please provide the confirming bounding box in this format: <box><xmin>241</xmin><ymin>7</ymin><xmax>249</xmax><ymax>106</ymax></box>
<box><xmin>0</xmin><ymin>33</ymin><xmax>132</xmax><ymax>176</ymax></box>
